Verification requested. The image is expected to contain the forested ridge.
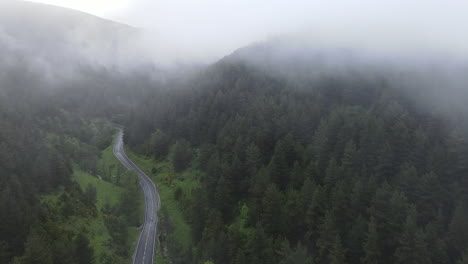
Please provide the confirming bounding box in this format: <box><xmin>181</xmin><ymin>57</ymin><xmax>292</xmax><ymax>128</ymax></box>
<box><xmin>125</xmin><ymin>47</ymin><xmax>468</xmax><ymax>264</ymax></box>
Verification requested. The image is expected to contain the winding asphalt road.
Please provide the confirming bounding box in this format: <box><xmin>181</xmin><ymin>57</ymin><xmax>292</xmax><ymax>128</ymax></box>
<box><xmin>113</xmin><ymin>128</ymin><xmax>160</xmax><ymax>264</ymax></box>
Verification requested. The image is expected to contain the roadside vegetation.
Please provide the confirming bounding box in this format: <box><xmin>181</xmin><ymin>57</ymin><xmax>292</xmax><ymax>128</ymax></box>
<box><xmin>85</xmin><ymin>134</ymin><xmax>144</xmax><ymax>264</ymax></box>
<box><xmin>126</xmin><ymin>147</ymin><xmax>200</xmax><ymax>264</ymax></box>
<box><xmin>73</xmin><ymin>166</ymin><xmax>142</xmax><ymax>264</ymax></box>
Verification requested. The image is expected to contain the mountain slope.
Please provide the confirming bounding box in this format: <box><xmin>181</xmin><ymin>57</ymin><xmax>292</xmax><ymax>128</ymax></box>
<box><xmin>124</xmin><ymin>41</ymin><xmax>468</xmax><ymax>264</ymax></box>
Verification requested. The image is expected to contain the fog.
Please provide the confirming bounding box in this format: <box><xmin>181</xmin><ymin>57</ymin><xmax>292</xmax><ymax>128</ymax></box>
<box><xmin>1</xmin><ymin>0</ymin><xmax>467</xmax><ymax>108</ymax></box>
<box><xmin>27</xmin><ymin>0</ymin><xmax>468</xmax><ymax>64</ymax></box>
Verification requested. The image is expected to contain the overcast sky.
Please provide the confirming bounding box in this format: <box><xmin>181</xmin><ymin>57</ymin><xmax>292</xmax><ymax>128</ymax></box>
<box><xmin>27</xmin><ymin>0</ymin><xmax>468</xmax><ymax>63</ymax></box>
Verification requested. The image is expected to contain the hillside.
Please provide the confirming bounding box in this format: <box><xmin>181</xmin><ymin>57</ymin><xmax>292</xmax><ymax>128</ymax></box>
<box><xmin>124</xmin><ymin>41</ymin><xmax>468</xmax><ymax>264</ymax></box>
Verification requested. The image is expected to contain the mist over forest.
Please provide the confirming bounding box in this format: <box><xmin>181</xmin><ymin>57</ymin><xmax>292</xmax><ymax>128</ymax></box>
<box><xmin>1</xmin><ymin>1</ymin><xmax>468</xmax><ymax>264</ymax></box>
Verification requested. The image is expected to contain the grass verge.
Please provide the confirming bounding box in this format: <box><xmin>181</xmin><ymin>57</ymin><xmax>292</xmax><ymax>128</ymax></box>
<box><xmin>72</xmin><ymin>135</ymin><xmax>143</xmax><ymax>263</ymax></box>
<box><xmin>125</xmin><ymin>149</ymin><xmax>200</xmax><ymax>263</ymax></box>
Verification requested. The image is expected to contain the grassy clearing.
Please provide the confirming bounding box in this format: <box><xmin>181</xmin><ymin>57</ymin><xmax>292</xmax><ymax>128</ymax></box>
<box><xmin>74</xmin><ymin>168</ymin><xmax>122</xmax><ymax>209</ymax></box>
<box><xmin>125</xmin><ymin>149</ymin><xmax>200</xmax><ymax>263</ymax></box>
<box><xmin>97</xmin><ymin>134</ymin><xmax>124</xmax><ymax>181</ymax></box>
<box><xmin>73</xmin><ymin>169</ymin><xmax>119</xmax><ymax>260</ymax></box>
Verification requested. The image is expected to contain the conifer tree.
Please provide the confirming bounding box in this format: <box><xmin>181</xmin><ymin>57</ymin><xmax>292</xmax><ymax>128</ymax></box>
<box><xmin>362</xmin><ymin>217</ymin><xmax>380</xmax><ymax>264</ymax></box>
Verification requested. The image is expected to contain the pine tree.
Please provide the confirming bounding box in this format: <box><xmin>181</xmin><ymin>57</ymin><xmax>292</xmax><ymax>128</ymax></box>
<box><xmin>262</xmin><ymin>184</ymin><xmax>284</xmax><ymax>235</ymax></box>
<box><xmin>368</xmin><ymin>183</ymin><xmax>408</xmax><ymax>261</ymax></box>
<box><xmin>269</xmin><ymin>147</ymin><xmax>289</xmax><ymax>188</ymax></box>
<box><xmin>330</xmin><ymin>234</ymin><xmax>347</xmax><ymax>264</ymax></box>
<box><xmin>234</xmin><ymin>248</ymin><xmax>246</xmax><ymax>264</ymax></box>
<box><xmin>375</xmin><ymin>143</ymin><xmax>394</xmax><ymax>182</ymax></box>
<box><xmin>170</xmin><ymin>140</ymin><xmax>192</xmax><ymax>172</ymax></box>
<box><xmin>284</xmin><ymin>187</ymin><xmax>305</xmax><ymax>240</ymax></box>
<box><xmin>457</xmin><ymin>249</ymin><xmax>468</xmax><ymax>264</ymax></box>
<box><xmin>324</xmin><ymin>158</ymin><xmax>341</xmax><ymax>190</ymax></box>
<box><xmin>0</xmin><ymin>241</ymin><xmax>10</xmax><ymax>264</ymax></box>
<box><xmin>290</xmin><ymin>161</ymin><xmax>304</xmax><ymax>189</ymax></box>
<box><xmin>305</xmin><ymin>185</ymin><xmax>326</xmax><ymax>243</ymax></box>
<box><xmin>316</xmin><ymin>210</ymin><xmax>338</xmax><ymax>263</ymax></box>
<box><xmin>346</xmin><ymin>215</ymin><xmax>367</xmax><ymax>263</ymax></box>
<box><xmin>431</xmin><ymin>239</ymin><xmax>449</xmax><ymax>264</ymax></box>
<box><xmin>248</xmin><ymin>223</ymin><xmax>275</xmax><ymax>264</ymax></box>
<box><xmin>396</xmin><ymin>163</ymin><xmax>419</xmax><ymax>203</ymax></box>
<box><xmin>148</xmin><ymin>129</ymin><xmax>170</xmax><ymax>159</ymax></box>
<box><xmin>341</xmin><ymin>140</ymin><xmax>358</xmax><ymax>173</ymax></box>
<box><xmin>279</xmin><ymin>242</ymin><xmax>312</xmax><ymax>264</ymax></box>
<box><xmin>415</xmin><ymin>172</ymin><xmax>444</xmax><ymax>224</ymax></box>
<box><xmin>303</xmin><ymin>161</ymin><xmax>318</xmax><ymax>183</ymax></box>
<box><xmin>75</xmin><ymin>233</ymin><xmax>94</xmax><ymax>264</ymax></box>
<box><xmin>448</xmin><ymin>203</ymin><xmax>468</xmax><ymax>254</ymax></box>
<box><xmin>301</xmin><ymin>177</ymin><xmax>316</xmax><ymax>207</ymax></box>
<box><xmin>246</xmin><ymin>143</ymin><xmax>262</xmax><ymax>175</ymax></box>
<box><xmin>18</xmin><ymin>228</ymin><xmax>53</xmax><ymax>264</ymax></box>
<box><xmin>362</xmin><ymin>217</ymin><xmax>380</xmax><ymax>264</ymax></box>
<box><xmin>394</xmin><ymin>207</ymin><xmax>431</xmax><ymax>264</ymax></box>
<box><xmin>214</xmin><ymin>175</ymin><xmax>233</xmax><ymax>219</ymax></box>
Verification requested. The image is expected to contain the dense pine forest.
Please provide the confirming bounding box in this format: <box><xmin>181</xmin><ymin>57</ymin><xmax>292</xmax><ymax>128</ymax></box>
<box><xmin>123</xmin><ymin>45</ymin><xmax>468</xmax><ymax>264</ymax></box>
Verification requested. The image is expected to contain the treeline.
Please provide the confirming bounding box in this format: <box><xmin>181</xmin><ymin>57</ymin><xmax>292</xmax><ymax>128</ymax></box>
<box><xmin>126</xmin><ymin>58</ymin><xmax>468</xmax><ymax>264</ymax></box>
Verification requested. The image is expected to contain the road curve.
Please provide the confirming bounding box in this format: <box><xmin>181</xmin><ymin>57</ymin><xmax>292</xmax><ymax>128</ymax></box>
<box><xmin>113</xmin><ymin>128</ymin><xmax>160</xmax><ymax>264</ymax></box>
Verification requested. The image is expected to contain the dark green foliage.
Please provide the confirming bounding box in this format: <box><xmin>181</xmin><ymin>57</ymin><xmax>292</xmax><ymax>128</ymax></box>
<box><xmin>362</xmin><ymin>217</ymin><xmax>380</xmax><ymax>264</ymax></box>
<box><xmin>0</xmin><ymin>101</ymin><xmax>114</xmax><ymax>262</ymax></box>
<box><xmin>458</xmin><ymin>249</ymin><xmax>468</xmax><ymax>264</ymax></box>
<box><xmin>316</xmin><ymin>211</ymin><xmax>339</xmax><ymax>263</ymax></box>
<box><xmin>17</xmin><ymin>228</ymin><xmax>53</xmax><ymax>264</ymax></box>
<box><xmin>13</xmin><ymin>184</ymin><xmax>97</xmax><ymax>264</ymax></box>
<box><xmin>394</xmin><ymin>207</ymin><xmax>431</xmax><ymax>264</ymax></box>
<box><xmin>448</xmin><ymin>203</ymin><xmax>468</xmax><ymax>255</ymax></box>
<box><xmin>262</xmin><ymin>184</ymin><xmax>284</xmax><ymax>235</ymax></box>
<box><xmin>171</xmin><ymin>140</ymin><xmax>193</xmax><ymax>172</ymax></box>
<box><xmin>84</xmin><ymin>184</ymin><xmax>97</xmax><ymax>207</ymax></box>
<box><xmin>279</xmin><ymin>241</ymin><xmax>313</xmax><ymax>264</ymax></box>
<box><xmin>148</xmin><ymin>129</ymin><xmax>171</xmax><ymax>159</ymax></box>
<box><xmin>75</xmin><ymin>233</ymin><xmax>94</xmax><ymax>264</ymax></box>
<box><xmin>330</xmin><ymin>235</ymin><xmax>347</xmax><ymax>264</ymax></box>
<box><xmin>104</xmin><ymin>215</ymin><xmax>129</xmax><ymax>257</ymax></box>
<box><xmin>246</xmin><ymin>143</ymin><xmax>262</xmax><ymax>175</ymax></box>
<box><xmin>118</xmin><ymin>177</ymin><xmax>142</xmax><ymax>227</ymax></box>
<box><xmin>123</xmin><ymin>57</ymin><xmax>468</xmax><ymax>264</ymax></box>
